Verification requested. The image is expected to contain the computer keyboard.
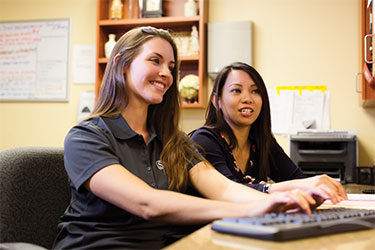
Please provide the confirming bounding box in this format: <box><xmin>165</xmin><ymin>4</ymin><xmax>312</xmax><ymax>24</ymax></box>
<box><xmin>211</xmin><ymin>207</ymin><xmax>375</xmax><ymax>241</ymax></box>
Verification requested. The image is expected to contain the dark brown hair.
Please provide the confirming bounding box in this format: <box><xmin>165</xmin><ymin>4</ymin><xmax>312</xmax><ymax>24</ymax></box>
<box><xmin>205</xmin><ymin>62</ymin><xmax>280</xmax><ymax>180</ymax></box>
<box><xmin>89</xmin><ymin>26</ymin><xmax>203</xmax><ymax>191</ymax></box>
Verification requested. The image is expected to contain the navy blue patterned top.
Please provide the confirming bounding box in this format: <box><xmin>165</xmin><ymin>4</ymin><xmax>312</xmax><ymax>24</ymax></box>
<box><xmin>190</xmin><ymin>127</ymin><xmax>305</xmax><ymax>192</ymax></box>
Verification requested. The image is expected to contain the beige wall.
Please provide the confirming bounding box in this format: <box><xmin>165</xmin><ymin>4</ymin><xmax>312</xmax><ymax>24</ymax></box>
<box><xmin>0</xmin><ymin>0</ymin><xmax>96</xmax><ymax>148</ymax></box>
<box><xmin>1</xmin><ymin>0</ymin><xmax>374</xmax><ymax>165</ymax></box>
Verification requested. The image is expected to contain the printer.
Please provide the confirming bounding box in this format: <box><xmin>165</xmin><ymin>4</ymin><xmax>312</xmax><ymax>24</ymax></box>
<box><xmin>290</xmin><ymin>130</ymin><xmax>357</xmax><ymax>183</ymax></box>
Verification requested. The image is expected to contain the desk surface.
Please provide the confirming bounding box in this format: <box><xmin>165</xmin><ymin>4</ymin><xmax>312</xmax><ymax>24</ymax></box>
<box><xmin>165</xmin><ymin>184</ymin><xmax>375</xmax><ymax>250</ymax></box>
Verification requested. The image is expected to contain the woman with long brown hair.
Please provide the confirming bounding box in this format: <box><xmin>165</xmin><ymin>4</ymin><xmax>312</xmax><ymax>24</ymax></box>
<box><xmin>54</xmin><ymin>28</ymin><xmax>327</xmax><ymax>249</ymax></box>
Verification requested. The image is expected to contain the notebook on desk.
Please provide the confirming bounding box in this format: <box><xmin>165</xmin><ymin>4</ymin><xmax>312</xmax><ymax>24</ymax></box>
<box><xmin>211</xmin><ymin>207</ymin><xmax>375</xmax><ymax>241</ymax></box>
<box><xmin>322</xmin><ymin>194</ymin><xmax>375</xmax><ymax>209</ymax></box>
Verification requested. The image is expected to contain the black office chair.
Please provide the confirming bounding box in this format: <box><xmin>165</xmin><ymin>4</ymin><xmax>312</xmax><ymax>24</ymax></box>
<box><xmin>0</xmin><ymin>147</ymin><xmax>71</xmax><ymax>249</ymax></box>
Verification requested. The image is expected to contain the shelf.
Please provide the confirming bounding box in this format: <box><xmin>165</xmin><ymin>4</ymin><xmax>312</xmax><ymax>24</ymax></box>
<box><xmin>99</xmin><ymin>16</ymin><xmax>200</xmax><ymax>29</ymax></box>
<box><xmin>98</xmin><ymin>55</ymin><xmax>198</xmax><ymax>64</ymax></box>
<box><xmin>98</xmin><ymin>57</ymin><xmax>108</xmax><ymax>64</ymax></box>
<box><xmin>180</xmin><ymin>102</ymin><xmax>203</xmax><ymax>108</ymax></box>
<box><xmin>180</xmin><ymin>55</ymin><xmax>199</xmax><ymax>61</ymax></box>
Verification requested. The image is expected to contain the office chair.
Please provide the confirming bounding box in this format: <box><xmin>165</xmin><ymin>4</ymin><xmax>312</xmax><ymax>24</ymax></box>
<box><xmin>0</xmin><ymin>147</ymin><xmax>71</xmax><ymax>249</ymax></box>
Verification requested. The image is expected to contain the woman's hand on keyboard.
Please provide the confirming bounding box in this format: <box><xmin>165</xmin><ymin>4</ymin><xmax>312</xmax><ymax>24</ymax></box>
<box><xmin>292</xmin><ymin>174</ymin><xmax>348</xmax><ymax>206</ymax></box>
<box><xmin>261</xmin><ymin>189</ymin><xmax>317</xmax><ymax>214</ymax></box>
<box><xmin>267</xmin><ymin>174</ymin><xmax>348</xmax><ymax>207</ymax></box>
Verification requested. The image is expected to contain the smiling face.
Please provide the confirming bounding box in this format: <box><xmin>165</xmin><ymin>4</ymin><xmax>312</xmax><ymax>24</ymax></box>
<box><xmin>124</xmin><ymin>37</ymin><xmax>176</xmax><ymax>106</ymax></box>
<box><xmin>218</xmin><ymin>69</ymin><xmax>263</xmax><ymax>131</ymax></box>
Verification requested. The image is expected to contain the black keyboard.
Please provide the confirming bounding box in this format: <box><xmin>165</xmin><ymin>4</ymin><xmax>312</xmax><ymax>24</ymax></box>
<box><xmin>211</xmin><ymin>207</ymin><xmax>375</xmax><ymax>241</ymax></box>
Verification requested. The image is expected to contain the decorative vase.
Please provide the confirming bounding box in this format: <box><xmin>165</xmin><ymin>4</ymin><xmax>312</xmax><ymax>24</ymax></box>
<box><xmin>138</xmin><ymin>0</ymin><xmax>143</xmax><ymax>18</ymax></box>
<box><xmin>184</xmin><ymin>0</ymin><xmax>198</xmax><ymax>17</ymax></box>
<box><xmin>105</xmin><ymin>34</ymin><xmax>116</xmax><ymax>58</ymax></box>
<box><xmin>189</xmin><ymin>25</ymin><xmax>199</xmax><ymax>56</ymax></box>
<box><xmin>110</xmin><ymin>0</ymin><xmax>123</xmax><ymax>20</ymax></box>
<box><xmin>128</xmin><ymin>0</ymin><xmax>133</xmax><ymax>18</ymax></box>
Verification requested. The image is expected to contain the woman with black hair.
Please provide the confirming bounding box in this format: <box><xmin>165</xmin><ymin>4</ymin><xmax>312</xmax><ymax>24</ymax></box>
<box><xmin>191</xmin><ymin>62</ymin><xmax>346</xmax><ymax>202</ymax></box>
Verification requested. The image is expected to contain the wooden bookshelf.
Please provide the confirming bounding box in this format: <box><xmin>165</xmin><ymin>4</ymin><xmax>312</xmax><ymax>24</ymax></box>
<box><xmin>95</xmin><ymin>0</ymin><xmax>208</xmax><ymax>108</ymax></box>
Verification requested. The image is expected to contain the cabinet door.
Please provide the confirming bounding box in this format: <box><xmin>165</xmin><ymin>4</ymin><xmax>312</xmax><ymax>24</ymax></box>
<box><xmin>360</xmin><ymin>0</ymin><xmax>375</xmax><ymax>107</ymax></box>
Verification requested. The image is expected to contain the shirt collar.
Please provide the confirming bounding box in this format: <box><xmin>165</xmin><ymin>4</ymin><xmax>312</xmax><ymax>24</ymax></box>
<box><xmin>102</xmin><ymin>115</ymin><xmax>157</xmax><ymax>141</ymax></box>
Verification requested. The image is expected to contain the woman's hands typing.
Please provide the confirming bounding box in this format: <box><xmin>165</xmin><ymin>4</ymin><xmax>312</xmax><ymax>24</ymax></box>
<box><xmin>266</xmin><ymin>174</ymin><xmax>348</xmax><ymax>209</ymax></box>
<box><xmin>247</xmin><ymin>189</ymin><xmax>317</xmax><ymax>216</ymax></box>
<box><xmin>294</xmin><ymin>174</ymin><xmax>348</xmax><ymax>206</ymax></box>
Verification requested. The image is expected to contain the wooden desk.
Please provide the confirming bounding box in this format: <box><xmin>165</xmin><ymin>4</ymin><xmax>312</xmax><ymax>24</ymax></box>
<box><xmin>165</xmin><ymin>184</ymin><xmax>375</xmax><ymax>250</ymax></box>
<box><xmin>344</xmin><ymin>183</ymin><xmax>374</xmax><ymax>193</ymax></box>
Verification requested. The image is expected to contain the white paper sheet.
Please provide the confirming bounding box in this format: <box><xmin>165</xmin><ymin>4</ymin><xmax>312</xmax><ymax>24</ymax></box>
<box><xmin>347</xmin><ymin>193</ymin><xmax>375</xmax><ymax>201</ymax></box>
<box><xmin>77</xmin><ymin>91</ymin><xmax>95</xmax><ymax>122</ymax></box>
<box><xmin>268</xmin><ymin>89</ymin><xmax>294</xmax><ymax>135</ymax></box>
<box><xmin>290</xmin><ymin>90</ymin><xmax>325</xmax><ymax>133</ymax></box>
<box><xmin>321</xmin><ymin>91</ymin><xmax>330</xmax><ymax>129</ymax></box>
<box><xmin>72</xmin><ymin>45</ymin><xmax>95</xmax><ymax>84</ymax></box>
<box><xmin>269</xmin><ymin>88</ymin><xmax>330</xmax><ymax>135</ymax></box>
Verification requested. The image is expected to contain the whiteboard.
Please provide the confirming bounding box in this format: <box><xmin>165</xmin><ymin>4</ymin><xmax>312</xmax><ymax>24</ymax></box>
<box><xmin>0</xmin><ymin>19</ymin><xmax>70</xmax><ymax>101</ymax></box>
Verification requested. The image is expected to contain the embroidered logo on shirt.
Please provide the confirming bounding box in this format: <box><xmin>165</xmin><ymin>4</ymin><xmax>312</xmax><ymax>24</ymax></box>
<box><xmin>156</xmin><ymin>160</ymin><xmax>164</xmax><ymax>170</ymax></box>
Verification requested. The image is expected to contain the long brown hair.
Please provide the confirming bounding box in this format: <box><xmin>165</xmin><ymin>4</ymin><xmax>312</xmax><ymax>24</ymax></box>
<box><xmin>90</xmin><ymin>26</ymin><xmax>202</xmax><ymax>191</ymax></box>
<box><xmin>205</xmin><ymin>62</ymin><xmax>280</xmax><ymax>180</ymax></box>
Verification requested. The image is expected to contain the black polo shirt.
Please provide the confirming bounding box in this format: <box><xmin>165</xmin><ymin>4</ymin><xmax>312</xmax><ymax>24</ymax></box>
<box><xmin>54</xmin><ymin>115</ymin><xmax>201</xmax><ymax>249</ymax></box>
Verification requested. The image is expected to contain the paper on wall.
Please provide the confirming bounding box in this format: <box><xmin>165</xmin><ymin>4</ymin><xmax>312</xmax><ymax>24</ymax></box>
<box><xmin>269</xmin><ymin>86</ymin><xmax>330</xmax><ymax>135</ymax></box>
<box><xmin>321</xmin><ymin>91</ymin><xmax>330</xmax><ymax>129</ymax></box>
<box><xmin>291</xmin><ymin>90</ymin><xmax>325</xmax><ymax>133</ymax></box>
<box><xmin>72</xmin><ymin>45</ymin><xmax>95</xmax><ymax>84</ymax></box>
<box><xmin>268</xmin><ymin>89</ymin><xmax>294</xmax><ymax>134</ymax></box>
<box><xmin>77</xmin><ymin>91</ymin><xmax>95</xmax><ymax>122</ymax></box>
